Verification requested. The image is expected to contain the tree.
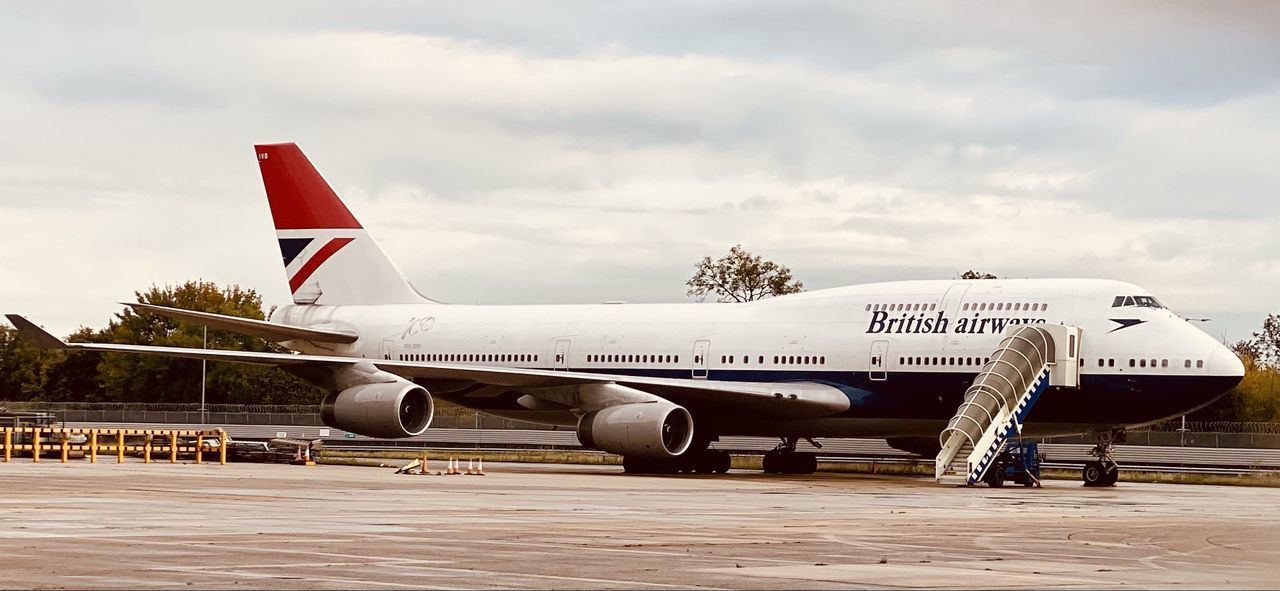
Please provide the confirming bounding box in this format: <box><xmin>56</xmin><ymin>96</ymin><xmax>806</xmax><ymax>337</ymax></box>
<box><xmin>1</xmin><ymin>281</ymin><xmax>324</xmax><ymax>405</ymax></box>
<box><xmin>686</xmin><ymin>245</ymin><xmax>804</xmax><ymax>303</ymax></box>
<box><xmin>93</xmin><ymin>281</ymin><xmax>324</xmax><ymax>405</ymax></box>
<box><xmin>1190</xmin><ymin>316</ymin><xmax>1280</xmax><ymax>422</ymax></box>
<box><xmin>959</xmin><ymin>270</ymin><xmax>998</xmax><ymax>280</ymax></box>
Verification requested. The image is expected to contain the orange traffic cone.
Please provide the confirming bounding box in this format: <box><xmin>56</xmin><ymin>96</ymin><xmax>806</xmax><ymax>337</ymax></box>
<box><xmin>446</xmin><ymin>457</ymin><xmax>455</xmax><ymax>475</ymax></box>
<box><xmin>475</xmin><ymin>457</ymin><xmax>485</xmax><ymax>476</ymax></box>
<box><xmin>466</xmin><ymin>458</ymin><xmax>475</xmax><ymax>475</ymax></box>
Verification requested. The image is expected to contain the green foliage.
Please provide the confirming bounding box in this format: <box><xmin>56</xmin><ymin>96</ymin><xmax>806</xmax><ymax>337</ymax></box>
<box><xmin>686</xmin><ymin>245</ymin><xmax>804</xmax><ymax>303</ymax></box>
<box><xmin>1</xmin><ymin>281</ymin><xmax>324</xmax><ymax>405</ymax></box>
<box><xmin>1199</xmin><ymin>316</ymin><xmax>1280</xmax><ymax>422</ymax></box>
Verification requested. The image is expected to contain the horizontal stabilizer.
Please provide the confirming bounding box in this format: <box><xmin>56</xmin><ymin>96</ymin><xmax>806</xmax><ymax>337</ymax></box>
<box><xmin>123</xmin><ymin>302</ymin><xmax>359</xmax><ymax>344</ymax></box>
<box><xmin>3</xmin><ymin>314</ymin><xmax>69</xmax><ymax>349</ymax></box>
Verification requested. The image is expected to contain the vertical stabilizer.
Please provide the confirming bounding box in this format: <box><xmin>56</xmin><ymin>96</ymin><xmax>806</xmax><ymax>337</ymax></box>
<box><xmin>254</xmin><ymin>143</ymin><xmax>432</xmax><ymax>306</ymax></box>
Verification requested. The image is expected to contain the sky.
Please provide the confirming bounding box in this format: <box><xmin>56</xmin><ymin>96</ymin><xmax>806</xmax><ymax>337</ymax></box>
<box><xmin>1</xmin><ymin>1</ymin><xmax>1277</xmax><ymax>343</ymax></box>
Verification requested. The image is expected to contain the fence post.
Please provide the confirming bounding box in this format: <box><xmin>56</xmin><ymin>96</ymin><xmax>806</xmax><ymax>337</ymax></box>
<box><xmin>116</xmin><ymin>431</ymin><xmax>125</xmax><ymax>463</ymax></box>
<box><xmin>194</xmin><ymin>433</ymin><xmax>202</xmax><ymax>465</ymax></box>
<box><xmin>3</xmin><ymin>428</ymin><xmax>10</xmax><ymax>462</ymax></box>
<box><xmin>60</xmin><ymin>432</ymin><xmax>69</xmax><ymax>464</ymax></box>
<box><xmin>89</xmin><ymin>429</ymin><xmax>97</xmax><ymax>464</ymax></box>
<box><xmin>144</xmin><ymin>431</ymin><xmax>152</xmax><ymax>464</ymax></box>
<box><xmin>33</xmin><ymin>427</ymin><xmax>40</xmax><ymax>463</ymax></box>
<box><xmin>170</xmin><ymin>431</ymin><xmax>178</xmax><ymax>463</ymax></box>
<box><xmin>219</xmin><ymin>430</ymin><xmax>227</xmax><ymax>465</ymax></box>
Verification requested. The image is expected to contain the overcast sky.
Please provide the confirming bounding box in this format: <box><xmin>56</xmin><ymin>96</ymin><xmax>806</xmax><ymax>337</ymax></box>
<box><xmin>1</xmin><ymin>1</ymin><xmax>1277</xmax><ymax>342</ymax></box>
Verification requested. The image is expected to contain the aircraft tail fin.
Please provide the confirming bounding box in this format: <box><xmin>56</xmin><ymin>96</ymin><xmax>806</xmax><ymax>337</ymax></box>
<box><xmin>254</xmin><ymin>143</ymin><xmax>433</xmax><ymax>306</ymax></box>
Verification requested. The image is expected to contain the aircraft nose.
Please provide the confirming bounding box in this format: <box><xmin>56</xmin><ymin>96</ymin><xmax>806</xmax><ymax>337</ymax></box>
<box><xmin>1208</xmin><ymin>346</ymin><xmax>1245</xmax><ymax>382</ymax></box>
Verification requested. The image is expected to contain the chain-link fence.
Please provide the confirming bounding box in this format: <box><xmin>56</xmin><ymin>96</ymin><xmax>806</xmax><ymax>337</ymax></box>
<box><xmin>4</xmin><ymin>401</ymin><xmax>1278</xmax><ymax>435</ymax></box>
<box><xmin>0</xmin><ymin>400</ymin><xmax>552</xmax><ymax>430</ymax></box>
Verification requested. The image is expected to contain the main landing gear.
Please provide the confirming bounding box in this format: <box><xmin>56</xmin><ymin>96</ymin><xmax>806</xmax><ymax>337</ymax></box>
<box><xmin>1082</xmin><ymin>429</ymin><xmax>1124</xmax><ymax>487</ymax></box>
<box><xmin>761</xmin><ymin>437</ymin><xmax>818</xmax><ymax>475</ymax></box>
<box><xmin>622</xmin><ymin>435</ymin><xmax>731</xmax><ymax>475</ymax></box>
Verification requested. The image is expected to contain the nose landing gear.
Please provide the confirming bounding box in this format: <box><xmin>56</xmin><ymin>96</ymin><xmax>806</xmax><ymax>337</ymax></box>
<box><xmin>1083</xmin><ymin>429</ymin><xmax>1124</xmax><ymax>487</ymax></box>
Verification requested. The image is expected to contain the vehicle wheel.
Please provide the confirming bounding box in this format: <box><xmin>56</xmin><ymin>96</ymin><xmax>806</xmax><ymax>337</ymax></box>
<box><xmin>1082</xmin><ymin>461</ymin><xmax>1106</xmax><ymax>487</ymax></box>
<box><xmin>714</xmin><ymin>450</ymin><xmax>731</xmax><ymax>474</ymax></box>
<box><xmin>1101</xmin><ymin>463</ymin><xmax>1119</xmax><ymax>486</ymax></box>
<box><xmin>797</xmin><ymin>453</ymin><xmax>818</xmax><ymax>475</ymax></box>
<box><xmin>623</xmin><ymin>456</ymin><xmax>655</xmax><ymax>474</ymax></box>
<box><xmin>762</xmin><ymin>452</ymin><xmax>781</xmax><ymax>474</ymax></box>
<box><xmin>985</xmin><ymin>469</ymin><xmax>1005</xmax><ymax>488</ymax></box>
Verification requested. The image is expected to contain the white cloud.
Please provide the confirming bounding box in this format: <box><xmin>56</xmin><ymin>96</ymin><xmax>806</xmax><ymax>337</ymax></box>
<box><xmin>0</xmin><ymin>3</ymin><xmax>1277</xmax><ymax>343</ymax></box>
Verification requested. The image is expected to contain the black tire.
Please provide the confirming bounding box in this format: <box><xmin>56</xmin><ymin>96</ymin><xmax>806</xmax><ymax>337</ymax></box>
<box><xmin>762</xmin><ymin>452</ymin><xmax>781</xmax><ymax>474</ymax></box>
<box><xmin>623</xmin><ymin>456</ymin><xmax>653</xmax><ymax>474</ymax></box>
<box><xmin>714</xmin><ymin>450</ymin><xmax>731</xmax><ymax>474</ymax></box>
<box><xmin>985</xmin><ymin>469</ymin><xmax>1005</xmax><ymax>488</ymax></box>
<box><xmin>797</xmin><ymin>453</ymin><xmax>818</xmax><ymax>475</ymax></box>
<box><xmin>1082</xmin><ymin>461</ymin><xmax>1106</xmax><ymax>487</ymax></box>
<box><xmin>1102</xmin><ymin>463</ymin><xmax>1119</xmax><ymax>486</ymax></box>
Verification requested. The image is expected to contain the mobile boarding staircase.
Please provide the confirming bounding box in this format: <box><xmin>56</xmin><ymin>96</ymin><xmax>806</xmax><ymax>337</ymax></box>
<box><xmin>935</xmin><ymin>324</ymin><xmax>1081</xmax><ymax>485</ymax></box>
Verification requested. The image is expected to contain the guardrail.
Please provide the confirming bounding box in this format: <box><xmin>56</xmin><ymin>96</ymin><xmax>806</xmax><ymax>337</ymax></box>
<box><xmin>1</xmin><ymin>427</ymin><xmax>227</xmax><ymax>465</ymax></box>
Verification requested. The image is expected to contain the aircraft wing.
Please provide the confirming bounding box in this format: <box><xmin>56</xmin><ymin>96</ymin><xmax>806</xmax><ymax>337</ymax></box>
<box><xmin>122</xmin><ymin>302</ymin><xmax>359</xmax><ymax>344</ymax></box>
<box><xmin>5</xmin><ymin>314</ymin><xmax>849</xmax><ymax>420</ymax></box>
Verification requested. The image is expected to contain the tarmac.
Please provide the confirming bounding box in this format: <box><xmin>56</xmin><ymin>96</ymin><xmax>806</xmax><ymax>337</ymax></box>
<box><xmin>1</xmin><ymin>460</ymin><xmax>1277</xmax><ymax>589</ymax></box>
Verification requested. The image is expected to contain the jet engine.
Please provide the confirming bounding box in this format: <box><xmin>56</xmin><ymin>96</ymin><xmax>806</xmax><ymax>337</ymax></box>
<box><xmin>320</xmin><ymin>381</ymin><xmax>433</xmax><ymax>439</ymax></box>
<box><xmin>576</xmin><ymin>401</ymin><xmax>693</xmax><ymax>458</ymax></box>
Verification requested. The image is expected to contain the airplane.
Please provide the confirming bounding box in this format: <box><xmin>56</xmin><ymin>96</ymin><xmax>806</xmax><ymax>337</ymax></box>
<box><xmin>5</xmin><ymin>142</ymin><xmax>1245</xmax><ymax>486</ymax></box>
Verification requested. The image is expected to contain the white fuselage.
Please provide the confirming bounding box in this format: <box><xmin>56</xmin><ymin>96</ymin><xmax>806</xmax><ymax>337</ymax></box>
<box><xmin>273</xmin><ymin>278</ymin><xmax>1243</xmax><ymax>438</ymax></box>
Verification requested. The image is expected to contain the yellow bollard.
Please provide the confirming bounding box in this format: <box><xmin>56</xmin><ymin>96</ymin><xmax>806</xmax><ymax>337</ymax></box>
<box><xmin>218</xmin><ymin>431</ymin><xmax>227</xmax><ymax>465</ymax></box>
<box><xmin>194</xmin><ymin>434</ymin><xmax>202</xmax><ymax>464</ymax></box>
<box><xmin>60</xmin><ymin>432</ymin><xmax>69</xmax><ymax>464</ymax></box>
<box><xmin>144</xmin><ymin>432</ymin><xmax>152</xmax><ymax>464</ymax></box>
<box><xmin>89</xmin><ymin>430</ymin><xmax>97</xmax><ymax>464</ymax></box>
<box><xmin>3</xmin><ymin>428</ymin><xmax>10</xmax><ymax>463</ymax></box>
<box><xmin>169</xmin><ymin>431</ymin><xmax>178</xmax><ymax>463</ymax></box>
<box><xmin>116</xmin><ymin>431</ymin><xmax>125</xmax><ymax>464</ymax></box>
<box><xmin>32</xmin><ymin>427</ymin><xmax>41</xmax><ymax>463</ymax></box>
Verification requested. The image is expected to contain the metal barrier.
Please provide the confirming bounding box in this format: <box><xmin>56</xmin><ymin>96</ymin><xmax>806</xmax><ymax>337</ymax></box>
<box><xmin>1</xmin><ymin>427</ymin><xmax>227</xmax><ymax>465</ymax></box>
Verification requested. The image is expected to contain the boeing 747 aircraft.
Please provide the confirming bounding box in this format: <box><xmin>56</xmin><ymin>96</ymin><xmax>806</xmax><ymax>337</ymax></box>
<box><xmin>6</xmin><ymin>143</ymin><xmax>1244</xmax><ymax>486</ymax></box>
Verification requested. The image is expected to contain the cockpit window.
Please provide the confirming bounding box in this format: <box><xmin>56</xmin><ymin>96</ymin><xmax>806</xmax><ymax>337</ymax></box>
<box><xmin>1111</xmin><ymin>295</ymin><xmax>1164</xmax><ymax>309</ymax></box>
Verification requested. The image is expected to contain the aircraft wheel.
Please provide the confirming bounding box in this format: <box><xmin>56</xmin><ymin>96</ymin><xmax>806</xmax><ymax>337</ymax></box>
<box><xmin>1082</xmin><ymin>461</ymin><xmax>1106</xmax><ymax>487</ymax></box>
<box><xmin>713</xmin><ymin>450</ymin><xmax>731</xmax><ymax>474</ymax></box>
<box><xmin>762</xmin><ymin>451</ymin><xmax>782</xmax><ymax>474</ymax></box>
<box><xmin>623</xmin><ymin>456</ymin><xmax>654</xmax><ymax>474</ymax></box>
<box><xmin>1101</xmin><ymin>462</ymin><xmax>1120</xmax><ymax>486</ymax></box>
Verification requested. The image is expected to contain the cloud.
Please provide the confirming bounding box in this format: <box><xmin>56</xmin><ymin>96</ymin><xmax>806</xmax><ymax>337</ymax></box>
<box><xmin>0</xmin><ymin>2</ymin><xmax>1276</xmax><ymax>343</ymax></box>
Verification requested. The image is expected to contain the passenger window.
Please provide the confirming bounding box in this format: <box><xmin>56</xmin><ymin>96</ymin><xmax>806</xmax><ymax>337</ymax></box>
<box><xmin>1184</xmin><ymin>359</ymin><xmax>1191</xmax><ymax>368</ymax></box>
<box><xmin>930</xmin><ymin>303</ymin><xmax>936</xmax><ymax>310</ymax></box>
<box><xmin>758</xmin><ymin>356</ymin><xmax>764</xmax><ymax>364</ymax></box>
<box><xmin>865</xmin><ymin>304</ymin><xmax>872</xmax><ymax>311</ymax></box>
<box><xmin>773</xmin><ymin>356</ymin><xmax>779</xmax><ymax>364</ymax></box>
<box><xmin>1108</xmin><ymin>359</ymin><xmax>1114</xmax><ymax>367</ymax></box>
<box><xmin>1041</xmin><ymin>304</ymin><xmax>1048</xmax><ymax>311</ymax></box>
<box><xmin>729</xmin><ymin>355</ymin><xmax>735</xmax><ymax>364</ymax></box>
<box><xmin>820</xmin><ymin>356</ymin><xmax>825</xmax><ymax>364</ymax></box>
<box><xmin>1140</xmin><ymin>359</ymin><xmax>1147</xmax><ymax>368</ymax></box>
<box><xmin>1162</xmin><ymin>359</ymin><xmax>1168</xmax><ymax>368</ymax></box>
<box><xmin>906</xmin><ymin>357</ymin><xmax>912</xmax><ymax>366</ymax></box>
<box><xmin>1197</xmin><ymin>360</ymin><xmax>1204</xmax><ymax>368</ymax></box>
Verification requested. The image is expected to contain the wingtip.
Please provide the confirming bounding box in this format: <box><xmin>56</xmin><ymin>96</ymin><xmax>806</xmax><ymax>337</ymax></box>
<box><xmin>3</xmin><ymin>314</ymin><xmax>69</xmax><ymax>349</ymax></box>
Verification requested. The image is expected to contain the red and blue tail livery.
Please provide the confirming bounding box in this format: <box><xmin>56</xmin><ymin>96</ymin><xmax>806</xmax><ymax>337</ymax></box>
<box><xmin>254</xmin><ymin>143</ymin><xmax>429</xmax><ymax>305</ymax></box>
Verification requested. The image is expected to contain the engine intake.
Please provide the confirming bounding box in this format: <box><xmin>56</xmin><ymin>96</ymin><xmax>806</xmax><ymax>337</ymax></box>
<box><xmin>321</xmin><ymin>381</ymin><xmax>433</xmax><ymax>439</ymax></box>
<box><xmin>577</xmin><ymin>401</ymin><xmax>693</xmax><ymax>458</ymax></box>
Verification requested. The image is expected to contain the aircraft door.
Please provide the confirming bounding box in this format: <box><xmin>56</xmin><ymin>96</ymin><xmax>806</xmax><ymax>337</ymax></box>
<box><xmin>381</xmin><ymin>340</ymin><xmax>394</xmax><ymax>360</ymax></box>
<box><xmin>553</xmin><ymin>339</ymin><xmax>571</xmax><ymax>370</ymax></box>
<box><xmin>692</xmin><ymin>339</ymin><xmax>710</xmax><ymax>379</ymax></box>
<box><xmin>869</xmin><ymin>339</ymin><xmax>888</xmax><ymax>381</ymax></box>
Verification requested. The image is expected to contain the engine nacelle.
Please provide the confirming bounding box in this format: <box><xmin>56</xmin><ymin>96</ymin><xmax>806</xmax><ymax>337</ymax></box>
<box><xmin>320</xmin><ymin>382</ymin><xmax>433</xmax><ymax>439</ymax></box>
<box><xmin>577</xmin><ymin>401</ymin><xmax>694</xmax><ymax>458</ymax></box>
